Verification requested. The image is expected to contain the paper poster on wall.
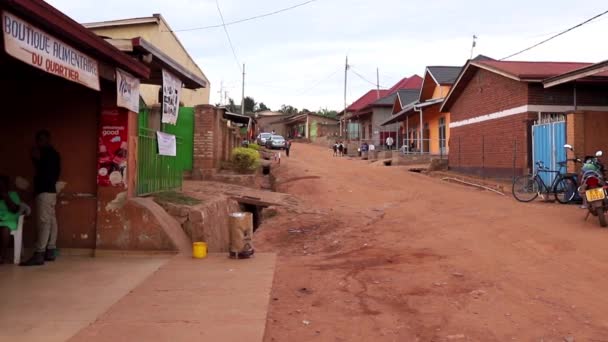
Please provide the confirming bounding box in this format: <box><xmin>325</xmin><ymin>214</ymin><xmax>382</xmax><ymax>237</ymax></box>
<box><xmin>2</xmin><ymin>11</ymin><xmax>100</xmax><ymax>91</ymax></box>
<box><xmin>116</xmin><ymin>69</ymin><xmax>140</xmax><ymax>112</ymax></box>
<box><xmin>98</xmin><ymin>109</ymin><xmax>128</xmax><ymax>187</ymax></box>
<box><xmin>161</xmin><ymin>69</ymin><xmax>182</xmax><ymax>125</ymax></box>
<box><xmin>156</xmin><ymin>132</ymin><xmax>177</xmax><ymax>156</ymax></box>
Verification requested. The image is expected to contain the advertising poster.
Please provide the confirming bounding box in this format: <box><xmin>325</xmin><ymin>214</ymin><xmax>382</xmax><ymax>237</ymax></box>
<box><xmin>156</xmin><ymin>131</ymin><xmax>177</xmax><ymax>157</ymax></box>
<box><xmin>116</xmin><ymin>69</ymin><xmax>140</xmax><ymax>112</ymax></box>
<box><xmin>161</xmin><ymin>69</ymin><xmax>182</xmax><ymax>125</ymax></box>
<box><xmin>98</xmin><ymin>109</ymin><xmax>128</xmax><ymax>187</ymax></box>
<box><xmin>2</xmin><ymin>11</ymin><xmax>100</xmax><ymax>91</ymax></box>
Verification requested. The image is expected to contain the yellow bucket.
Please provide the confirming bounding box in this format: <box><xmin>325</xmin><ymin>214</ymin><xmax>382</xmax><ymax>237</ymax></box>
<box><xmin>192</xmin><ymin>242</ymin><xmax>208</xmax><ymax>259</ymax></box>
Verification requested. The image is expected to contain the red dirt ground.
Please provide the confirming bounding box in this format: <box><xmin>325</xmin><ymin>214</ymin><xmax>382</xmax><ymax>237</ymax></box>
<box><xmin>256</xmin><ymin>142</ymin><xmax>608</xmax><ymax>342</ymax></box>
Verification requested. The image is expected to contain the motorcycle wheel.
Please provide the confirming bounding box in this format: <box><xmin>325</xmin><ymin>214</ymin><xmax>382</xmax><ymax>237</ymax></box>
<box><xmin>599</xmin><ymin>209</ymin><xmax>607</xmax><ymax>227</ymax></box>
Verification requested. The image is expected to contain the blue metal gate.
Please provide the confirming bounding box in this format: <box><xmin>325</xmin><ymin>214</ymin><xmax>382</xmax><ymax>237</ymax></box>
<box><xmin>532</xmin><ymin>119</ymin><xmax>566</xmax><ymax>185</ymax></box>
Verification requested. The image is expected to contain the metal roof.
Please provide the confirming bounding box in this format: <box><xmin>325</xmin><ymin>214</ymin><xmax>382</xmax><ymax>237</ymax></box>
<box><xmin>396</xmin><ymin>89</ymin><xmax>421</xmax><ymax>106</ymax></box>
<box><xmin>3</xmin><ymin>0</ymin><xmax>150</xmax><ymax>79</ymax></box>
<box><xmin>427</xmin><ymin>66</ymin><xmax>462</xmax><ymax>85</ymax></box>
<box><xmin>104</xmin><ymin>38</ymin><xmax>207</xmax><ymax>89</ymax></box>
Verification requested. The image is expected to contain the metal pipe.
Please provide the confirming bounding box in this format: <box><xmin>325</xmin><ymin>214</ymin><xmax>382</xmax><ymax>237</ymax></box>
<box><xmin>416</xmin><ymin>107</ymin><xmax>423</xmax><ymax>155</ymax></box>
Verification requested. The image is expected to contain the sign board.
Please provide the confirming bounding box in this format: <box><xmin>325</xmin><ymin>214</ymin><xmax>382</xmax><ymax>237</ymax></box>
<box><xmin>2</xmin><ymin>11</ymin><xmax>100</xmax><ymax>91</ymax></box>
<box><xmin>161</xmin><ymin>69</ymin><xmax>182</xmax><ymax>125</ymax></box>
<box><xmin>156</xmin><ymin>131</ymin><xmax>177</xmax><ymax>156</ymax></box>
<box><xmin>98</xmin><ymin>109</ymin><xmax>128</xmax><ymax>187</ymax></box>
<box><xmin>116</xmin><ymin>69</ymin><xmax>140</xmax><ymax>112</ymax></box>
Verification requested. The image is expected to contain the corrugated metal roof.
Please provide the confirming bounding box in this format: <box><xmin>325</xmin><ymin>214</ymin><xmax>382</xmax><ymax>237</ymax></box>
<box><xmin>477</xmin><ymin>60</ymin><xmax>595</xmax><ymax>80</ymax></box>
<box><xmin>427</xmin><ymin>66</ymin><xmax>462</xmax><ymax>85</ymax></box>
<box><xmin>386</xmin><ymin>75</ymin><xmax>423</xmax><ymax>93</ymax></box>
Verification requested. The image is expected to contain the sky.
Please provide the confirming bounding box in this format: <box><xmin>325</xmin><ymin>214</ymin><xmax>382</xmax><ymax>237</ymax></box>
<box><xmin>47</xmin><ymin>0</ymin><xmax>608</xmax><ymax>111</ymax></box>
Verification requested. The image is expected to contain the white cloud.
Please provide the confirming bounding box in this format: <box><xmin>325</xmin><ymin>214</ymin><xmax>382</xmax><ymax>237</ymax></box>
<box><xmin>46</xmin><ymin>0</ymin><xmax>608</xmax><ymax>110</ymax></box>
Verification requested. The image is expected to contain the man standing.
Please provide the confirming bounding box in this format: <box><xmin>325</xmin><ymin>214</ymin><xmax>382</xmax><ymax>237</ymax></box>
<box><xmin>22</xmin><ymin>130</ymin><xmax>61</xmax><ymax>266</ymax></box>
<box><xmin>285</xmin><ymin>140</ymin><xmax>291</xmax><ymax>157</ymax></box>
<box><xmin>386</xmin><ymin>136</ymin><xmax>394</xmax><ymax>150</ymax></box>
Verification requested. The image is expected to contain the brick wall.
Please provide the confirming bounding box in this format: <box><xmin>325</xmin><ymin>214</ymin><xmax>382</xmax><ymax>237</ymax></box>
<box><xmin>449</xmin><ymin>112</ymin><xmax>535</xmax><ymax>178</ymax></box>
<box><xmin>583</xmin><ymin>111</ymin><xmax>608</xmax><ymax>155</ymax></box>
<box><xmin>529</xmin><ymin>83</ymin><xmax>608</xmax><ymax>106</ymax></box>
<box><xmin>450</xmin><ymin>68</ymin><xmax>529</xmax><ymax>122</ymax></box>
<box><xmin>193</xmin><ymin>105</ymin><xmax>220</xmax><ymax>179</ymax></box>
<box><xmin>193</xmin><ymin>105</ymin><xmax>246</xmax><ymax>179</ymax></box>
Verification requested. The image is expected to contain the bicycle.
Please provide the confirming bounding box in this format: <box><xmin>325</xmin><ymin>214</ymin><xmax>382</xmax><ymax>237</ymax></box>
<box><xmin>512</xmin><ymin>160</ymin><xmax>578</xmax><ymax>203</ymax></box>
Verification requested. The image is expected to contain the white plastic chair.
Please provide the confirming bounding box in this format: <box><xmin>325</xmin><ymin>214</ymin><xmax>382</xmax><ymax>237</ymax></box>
<box><xmin>12</xmin><ymin>203</ymin><xmax>31</xmax><ymax>265</ymax></box>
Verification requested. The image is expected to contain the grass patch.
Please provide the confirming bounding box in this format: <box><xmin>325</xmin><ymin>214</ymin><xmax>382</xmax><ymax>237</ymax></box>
<box><xmin>154</xmin><ymin>191</ymin><xmax>202</xmax><ymax>206</ymax></box>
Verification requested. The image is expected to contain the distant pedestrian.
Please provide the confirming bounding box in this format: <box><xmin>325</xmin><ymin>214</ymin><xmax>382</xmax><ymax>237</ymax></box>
<box><xmin>338</xmin><ymin>141</ymin><xmax>344</xmax><ymax>157</ymax></box>
<box><xmin>386</xmin><ymin>136</ymin><xmax>394</xmax><ymax>150</ymax></box>
<box><xmin>285</xmin><ymin>140</ymin><xmax>291</xmax><ymax>157</ymax></box>
<box><xmin>333</xmin><ymin>141</ymin><xmax>338</xmax><ymax>157</ymax></box>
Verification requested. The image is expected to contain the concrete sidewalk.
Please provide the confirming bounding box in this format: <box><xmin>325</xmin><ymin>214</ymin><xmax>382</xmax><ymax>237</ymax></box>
<box><xmin>0</xmin><ymin>256</ymin><xmax>169</xmax><ymax>342</ymax></box>
<box><xmin>70</xmin><ymin>253</ymin><xmax>276</xmax><ymax>342</ymax></box>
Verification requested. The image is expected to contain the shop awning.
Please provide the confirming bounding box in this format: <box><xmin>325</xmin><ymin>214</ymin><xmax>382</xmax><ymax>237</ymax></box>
<box><xmin>3</xmin><ymin>0</ymin><xmax>150</xmax><ymax>79</ymax></box>
<box><xmin>224</xmin><ymin>111</ymin><xmax>251</xmax><ymax>125</ymax></box>
<box><xmin>105</xmin><ymin>37</ymin><xmax>207</xmax><ymax>89</ymax></box>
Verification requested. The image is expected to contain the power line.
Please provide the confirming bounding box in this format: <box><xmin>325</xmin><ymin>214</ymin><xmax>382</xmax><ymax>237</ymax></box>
<box><xmin>172</xmin><ymin>0</ymin><xmax>318</xmax><ymax>32</ymax></box>
<box><xmin>215</xmin><ymin>0</ymin><xmax>242</xmax><ymax>73</ymax></box>
<box><xmin>501</xmin><ymin>9</ymin><xmax>608</xmax><ymax>60</ymax></box>
<box><xmin>296</xmin><ymin>69</ymin><xmax>342</xmax><ymax>95</ymax></box>
<box><xmin>350</xmin><ymin>67</ymin><xmax>388</xmax><ymax>88</ymax></box>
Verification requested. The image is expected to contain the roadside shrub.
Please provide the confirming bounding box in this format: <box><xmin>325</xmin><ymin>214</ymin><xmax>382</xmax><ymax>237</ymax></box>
<box><xmin>231</xmin><ymin>147</ymin><xmax>260</xmax><ymax>173</ymax></box>
<box><xmin>247</xmin><ymin>143</ymin><xmax>261</xmax><ymax>151</ymax></box>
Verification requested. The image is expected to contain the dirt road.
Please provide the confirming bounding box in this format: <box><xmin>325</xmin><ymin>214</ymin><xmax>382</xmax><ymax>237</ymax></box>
<box><xmin>256</xmin><ymin>143</ymin><xmax>608</xmax><ymax>342</ymax></box>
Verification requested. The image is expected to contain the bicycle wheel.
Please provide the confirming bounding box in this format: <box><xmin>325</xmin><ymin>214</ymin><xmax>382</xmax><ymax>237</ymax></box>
<box><xmin>554</xmin><ymin>176</ymin><xmax>577</xmax><ymax>204</ymax></box>
<box><xmin>512</xmin><ymin>175</ymin><xmax>540</xmax><ymax>202</ymax></box>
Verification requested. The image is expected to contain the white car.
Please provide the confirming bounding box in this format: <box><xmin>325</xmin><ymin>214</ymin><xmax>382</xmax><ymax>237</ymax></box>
<box><xmin>257</xmin><ymin>133</ymin><xmax>272</xmax><ymax>145</ymax></box>
<box><xmin>266</xmin><ymin>135</ymin><xmax>286</xmax><ymax>149</ymax></box>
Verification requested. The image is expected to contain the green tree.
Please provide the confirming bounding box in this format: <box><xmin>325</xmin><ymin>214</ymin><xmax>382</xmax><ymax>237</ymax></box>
<box><xmin>227</xmin><ymin>98</ymin><xmax>239</xmax><ymax>113</ymax></box>
<box><xmin>318</xmin><ymin>108</ymin><xmax>339</xmax><ymax>118</ymax></box>
<box><xmin>280</xmin><ymin>104</ymin><xmax>298</xmax><ymax>114</ymax></box>
<box><xmin>243</xmin><ymin>96</ymin><xmax>256</xmax><ymax>113</ymax></box>
<box><xmin>257</xmin><ymin>102</ymin><xmax>270</xmax><ymax>112</ymax></box>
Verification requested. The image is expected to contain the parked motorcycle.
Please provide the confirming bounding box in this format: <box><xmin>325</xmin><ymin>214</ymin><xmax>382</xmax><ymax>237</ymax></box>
<box><xmin>577</xmin><ymin>149</ymin><xmax>607</xmax><ymax>227</ymax></box>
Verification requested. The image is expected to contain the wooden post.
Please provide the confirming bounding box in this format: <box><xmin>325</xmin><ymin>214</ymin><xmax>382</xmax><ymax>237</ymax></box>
<box><xmin>229</xmin><ymin>212</ymin><xmax>254</xmax><ymax>259</ymax></box>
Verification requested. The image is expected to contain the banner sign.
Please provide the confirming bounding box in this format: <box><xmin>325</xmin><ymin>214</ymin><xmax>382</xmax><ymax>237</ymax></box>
<box><xmin>98</xmin><ymin>109</ymin><xmax>128</xmax><ymax>187</ymax></box>
<box><xmin>2</xmin><ymin>11</ymin><xmax>100</xmax><ymax>91</ymax></box>
<box><xmin>116</xmin><ymin>69</ymin><xmax>140</xmax><ymax>112</ymax></box>
<box><xmin>156</xmin><ymin>131</ymin><xmax>177</xmax><ymax>157</ymax></box>
<box><xmin>161</xmin><ymin>69</ymin><xmax>182</xmax><ymax>124</ymax></box>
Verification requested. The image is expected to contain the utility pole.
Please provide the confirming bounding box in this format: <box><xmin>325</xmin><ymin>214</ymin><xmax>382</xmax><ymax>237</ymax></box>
<box><xmin>241</xmin><ymin>63</ymin><xmax>246</xmax><ymax>115</ymax></box>
<box><xmin>217</xmin><ymin>80</ymin><xmax>224</xmax><ymax>106</ymax></box>
<box><xmin>342</xmin><ymin>56</ymin><xmax>348</xmax><ymax>138</ymax></box>
<box><xmin>376</xmin><ymin>67</ymin><xmax>380</xmax><ymax>99</ymax></box>
<box><xmin>470</xmin><ymin>35</ymin><xmax>478</xmax><ymax>60</ymax></box>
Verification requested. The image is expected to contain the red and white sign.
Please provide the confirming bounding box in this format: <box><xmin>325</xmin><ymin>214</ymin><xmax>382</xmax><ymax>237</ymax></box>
<box><xmin>98</xmin><ymin>109</ymin><xmax>128</xmax><ymax>187</ymax></box>
<box><xmin>2</xmin><ymin>11</ymin><xmax>100</xmax><ymax>91</ymax></box>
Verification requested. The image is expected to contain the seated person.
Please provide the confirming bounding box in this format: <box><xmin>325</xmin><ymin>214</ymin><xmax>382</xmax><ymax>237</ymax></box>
<box><xmin>0</xmin><ymin>175</ymin><xmax>20</xmax><ymax>264</ymax></box>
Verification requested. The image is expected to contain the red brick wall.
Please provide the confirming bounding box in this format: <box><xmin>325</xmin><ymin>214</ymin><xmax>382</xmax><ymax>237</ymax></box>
<box><xmin>528</xmin><ymin>83</ymin><xmax>608</xmax><ymax>106</ymax></box>
<box><xmin>193</xmin><ymin>106</ymin><xmax>244</xmax><ymax>178</ymax></box>
<box><xmin>584</xmin><ymin>111</ymin><xmax>608</xmax><ymax>155</ymax></box>
<box><xmin>449</xmin><ymin>112</ymin><xmax>535</xmax><ymax>178</ymax></box>
<box><xmin>450</xmin><ymin>68</ymin><xmax>529</xmax><ymax>122</ymax></box>
<box><xmin>193</xmin><ymin>105</ymin><xmax>219</xmax><ymax>178</ymax></box>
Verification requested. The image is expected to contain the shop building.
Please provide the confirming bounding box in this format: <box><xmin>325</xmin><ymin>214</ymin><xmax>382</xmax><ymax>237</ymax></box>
<box><xmin>0</xmin><ymin>0</ymin><xmax>157</xmax><ymax>252</ymax></box>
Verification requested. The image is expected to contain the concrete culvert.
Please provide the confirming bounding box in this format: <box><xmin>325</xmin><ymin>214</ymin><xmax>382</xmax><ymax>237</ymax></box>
<box><xmin>262</xmin><ymin>165</ymin><xmax>270</xmax><ymax>175</ymax></box>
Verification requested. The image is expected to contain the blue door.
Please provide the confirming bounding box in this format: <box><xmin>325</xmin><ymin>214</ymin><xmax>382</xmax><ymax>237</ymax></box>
<box><xmin>532</xmin><ymin>121</ymin><xmax>566</xmax><ymax>185</ymax></box>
